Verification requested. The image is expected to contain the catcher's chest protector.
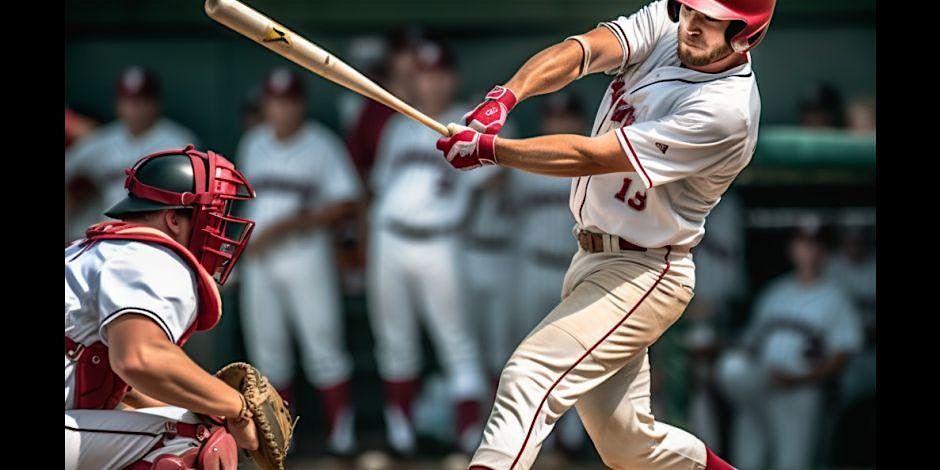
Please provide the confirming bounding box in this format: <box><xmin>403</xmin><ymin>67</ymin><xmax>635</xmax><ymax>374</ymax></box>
<box><xmin>65</xmin><ymin>222</ymin><xmax>224</xmax><ymax>410</ymax></box>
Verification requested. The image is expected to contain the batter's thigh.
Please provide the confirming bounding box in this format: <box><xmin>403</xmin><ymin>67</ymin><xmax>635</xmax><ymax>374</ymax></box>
<box><xmin>577</xmin><ymin>352</ymin><xmax>707</xmax><ymax>470</ymax></box>
<box><xmin>472</xmin><ymin>256</ymin><xmax>696</xmax><ymax>469</ymax></box>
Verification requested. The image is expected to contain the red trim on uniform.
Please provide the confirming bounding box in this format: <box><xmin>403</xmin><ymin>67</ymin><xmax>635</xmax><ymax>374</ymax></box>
<box><xmin>510</xmin><ymin>247</ymin><xmax>673</xmax><ymax>469</ymax></box>
<box><xmin>610</xmin><ymin>21</ymin><xmax>632</xmax><ymax>65</ymax></box>
<box><xmin>618</xmin><ymin>127</ymin><xmax>654</xmax><ymax>189</ymax></box>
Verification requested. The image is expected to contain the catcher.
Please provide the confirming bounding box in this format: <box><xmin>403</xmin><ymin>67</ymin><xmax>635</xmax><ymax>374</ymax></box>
<box><xmin>65</xmin><ymin>145</ymin><xmax>294</xmax><ymax>470</ymax></box>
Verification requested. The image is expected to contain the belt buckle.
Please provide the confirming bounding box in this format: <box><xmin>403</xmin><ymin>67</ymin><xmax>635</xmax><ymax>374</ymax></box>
<box><xmin>577</xmin><ymin>231</ymin><xmax>591</xmax><ymax>252</ymax></box>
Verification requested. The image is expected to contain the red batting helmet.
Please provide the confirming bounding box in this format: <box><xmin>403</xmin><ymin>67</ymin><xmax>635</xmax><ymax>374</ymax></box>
<box><xmin>667</xmin><ymin>0</ymin><xmax>776</xmax><ymax>53</ymax></box>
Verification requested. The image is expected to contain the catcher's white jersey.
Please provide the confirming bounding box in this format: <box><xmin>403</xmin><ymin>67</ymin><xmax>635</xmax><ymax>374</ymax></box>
<box><xmin>64</xmin><ymin>240</ymin><xmax>198</xmax><ymax>409</ymax></box>
<box><xmin>571</xmin><ymin>0</ymin><xmax>760</xmax><ymax>249</ymax></box>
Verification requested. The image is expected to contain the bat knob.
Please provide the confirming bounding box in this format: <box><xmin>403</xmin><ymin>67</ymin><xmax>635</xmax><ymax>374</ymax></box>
<box><xmin>446</xmin><ymin>123</ymin><xmax>467</xmax><ymax>137</ymax></box>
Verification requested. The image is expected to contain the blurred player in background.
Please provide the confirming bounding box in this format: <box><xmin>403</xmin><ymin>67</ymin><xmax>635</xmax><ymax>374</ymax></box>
<box><xmin>66</xmin><ymin>66</ymin><xmax>198</xmax><ymax>241</ymax></box>
<box><xmin>716</xmin><ymin>220</ymin><xmax>863</xmax><ymax>470</ymax></box>
<box><xmin>236</xmin><ymin>67</ymin><xmax>363</xmax><ymax>456</ymax></box>
<box><xmin>367</xmin><ymin>37</ymin><xmax>488</xmax><ymax>461</ymax></box>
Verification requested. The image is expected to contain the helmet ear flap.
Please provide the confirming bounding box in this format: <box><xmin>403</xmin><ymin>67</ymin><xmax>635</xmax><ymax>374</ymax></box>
<box><xmin>725</xmin><ymin>20</ymin><xmax>746</xmax><ymax>47</ymax></box>
<box><xmin>667</xmin><ymin>0</ymin><xmax>681</xmax><ymax>22</ymax></box>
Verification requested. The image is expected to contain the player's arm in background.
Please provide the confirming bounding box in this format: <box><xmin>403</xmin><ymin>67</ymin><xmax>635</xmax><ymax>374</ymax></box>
<box><xmin>289</xmin><ymin>129</ymin><xmax>364</xmax><ymax>230</ymax></box>
<box><xmin>775</xmin><ymin>291</ymin><xmax>864</xmax><ymax>387</ymax></box>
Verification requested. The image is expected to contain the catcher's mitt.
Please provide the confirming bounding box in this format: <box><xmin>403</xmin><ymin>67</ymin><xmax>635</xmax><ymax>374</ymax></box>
<box><xmin>216</xmin><ymin>362</ymin><xmax>297</xmax><ymax>470</ymax></box>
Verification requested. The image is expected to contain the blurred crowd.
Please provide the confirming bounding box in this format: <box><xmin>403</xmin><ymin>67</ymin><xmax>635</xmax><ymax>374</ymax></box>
<box><xmin>65</xmin><ymin>31</ymin><xmax>875</xmax><ymax>470</ymax></box>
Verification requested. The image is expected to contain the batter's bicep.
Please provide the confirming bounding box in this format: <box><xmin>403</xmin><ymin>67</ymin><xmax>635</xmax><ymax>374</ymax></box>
<box><xmin>598</xmin><ymin>0</ymin><xmax>674</xmax><ymax>74</ymax></box>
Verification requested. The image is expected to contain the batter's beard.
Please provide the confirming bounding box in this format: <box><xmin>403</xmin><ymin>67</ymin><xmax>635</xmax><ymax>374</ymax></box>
<box><xmin>677</xmin><ymin>38</ymin><xmax>734</xmax><ymax>67</ymax></box>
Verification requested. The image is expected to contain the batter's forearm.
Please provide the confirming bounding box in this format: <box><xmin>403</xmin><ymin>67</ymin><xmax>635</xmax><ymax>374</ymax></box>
<box><xmin>503</xmin><ymin>40</ymin><xmax>584</xmax><ymax>102</ymax></box>
<box><xmin>114</xmin><ymin>342</ymin><xmax>244</xmax><ymax>419</ymax></box>
<box><xmin>495</xmin><ymin>133</ymin><xmax>632</xmax><ymax>177</ymax></box>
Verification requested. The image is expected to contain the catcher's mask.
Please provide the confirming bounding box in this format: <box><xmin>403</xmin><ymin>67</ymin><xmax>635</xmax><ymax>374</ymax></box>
<box><xmin>105</xmin><ymin>145</ymin><xmax>256</xmax><ymax>285</ymax></box>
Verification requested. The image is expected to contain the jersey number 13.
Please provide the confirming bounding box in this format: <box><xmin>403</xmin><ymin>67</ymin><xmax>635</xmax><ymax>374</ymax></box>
<box><xmin>613</xmin><ymin>177</ymin><xmax>647</xmax><ymax>211</ymax></box>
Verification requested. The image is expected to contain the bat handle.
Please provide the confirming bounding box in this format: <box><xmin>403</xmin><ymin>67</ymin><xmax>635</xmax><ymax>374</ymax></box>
<box><xmin>444</xmin><ymin>123</ymin><xmax>465</xmax><ymax>137</ymax></box>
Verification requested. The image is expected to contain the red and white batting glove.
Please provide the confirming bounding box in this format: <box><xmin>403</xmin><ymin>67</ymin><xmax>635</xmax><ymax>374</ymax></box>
<box><xmin>436</xmin><ymin>125</ymin><xmax>497</xmax><ymax>171</ymax></box>
<box><xmin>463</xmin><ymin>85</ymin><xmax>518</xmax><ymax>134</ymax></box>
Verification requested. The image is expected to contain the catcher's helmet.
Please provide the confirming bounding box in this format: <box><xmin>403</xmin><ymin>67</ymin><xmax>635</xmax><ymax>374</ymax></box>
<box><xmin>105</xmin><ymin>145</ymin><xmax>256</xmax><ymax>285</ymax></box>
<box><xmin>667</xmin><ymin>0</ymin><xmax>776</xmax><ymax>53</ymax></box>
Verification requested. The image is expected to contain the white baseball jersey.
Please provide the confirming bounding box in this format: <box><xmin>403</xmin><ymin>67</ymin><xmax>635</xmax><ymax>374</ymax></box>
<box><xmin>237</xmin><ymin>122</ymin><xmax>363</xmax><ymax>238</ymax></box>
<box><xmin>742</xmin><ymin>275</ymin><xmax>863</xmax><ymax>376</ymax></box>
<box><xmin>371</xmin><ymin>105</ymin><xmax>493</xmax><ymax>230</ymax></box>
<box><xmin>65</xmin><ymin>118</ymin><xmax>198</xmax><ymax>216</ymax></box>
<box><xmin>65</xmin><ymin>240</ymin><xmax>197</xmax><ymax>409</ymax></box>
<box><xmin>571</xmin><ymin>0</ymin><xmax>760</xmax><ymax>249</ymax></box>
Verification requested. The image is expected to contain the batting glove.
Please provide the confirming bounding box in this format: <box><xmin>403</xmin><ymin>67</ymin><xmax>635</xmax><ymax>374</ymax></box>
<box><xmin>463</xmin><ymin>86</ymin><xmax>518</xmax><ymax>134</ymax></box>
<box><xmin>436</xmin><ymin>125</ymin><xmax>498</xmax><ymax>171</ymax></box>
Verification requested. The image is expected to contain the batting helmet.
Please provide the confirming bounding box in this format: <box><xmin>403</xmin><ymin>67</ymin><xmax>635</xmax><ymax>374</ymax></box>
<box><xmin>667</xmin><ymin>0</ymin><xmax>776</xmax><ymax>53</ymax></box>
<box><xmin>105</xmin><ymin>145</ymin><xmax>256</xmax><ymax>285</ymax></box>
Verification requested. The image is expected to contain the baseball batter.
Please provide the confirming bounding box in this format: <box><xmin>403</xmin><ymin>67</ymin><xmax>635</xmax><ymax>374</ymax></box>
<box><xmin>65</xmin><ymin>67</ymin><xmax>198</xmax><ymax>241</ymax></box>
<box><xmin>237</xmin><ymin>68</ymin><xmax>363</xmax><ymax>455</ymax></box>
<box><xmin>65</xmin><ymin>146</ymin><xmax>258</xmax><ymax>469</ymax></box>
<box><xmin>435</xmin><ymin>0</ymin><xmax>775</xmax><ymax>468</ymax></box>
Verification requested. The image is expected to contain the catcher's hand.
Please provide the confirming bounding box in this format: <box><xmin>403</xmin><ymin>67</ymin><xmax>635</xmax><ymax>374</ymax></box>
<box><xmin>216</xmin><ymin>362</ymin><xmax>297</xmax><ymax>470</ymax></box>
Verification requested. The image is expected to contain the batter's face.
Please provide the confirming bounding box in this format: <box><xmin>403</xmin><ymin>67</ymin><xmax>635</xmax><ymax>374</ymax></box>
<box><xmin>676</xmin><ymin>4</ymin><xmax>736</xmax><ymax>67</ymax></box>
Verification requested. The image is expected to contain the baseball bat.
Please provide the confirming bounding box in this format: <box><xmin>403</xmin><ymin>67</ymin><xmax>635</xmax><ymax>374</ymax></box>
<box><xmin>204</xmin><ymin>0</ymin><xmax>458</xmax><ymax>137</ymax></box>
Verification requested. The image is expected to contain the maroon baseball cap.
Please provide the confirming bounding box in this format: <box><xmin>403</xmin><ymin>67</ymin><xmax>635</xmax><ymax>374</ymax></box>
<box><xmin>117</xmin><ymin>66</ymin><xmax>161</xmax><ymax>99</ymax></box>
<box><xmin>414</xmin><ymin>39</ymin><xmax>456</xmax><ymax>71</ymax></box>
<box><xmin>263</xmin><ymin>67</ymin><xmax>306</xmax><ymax>99</ymax></box>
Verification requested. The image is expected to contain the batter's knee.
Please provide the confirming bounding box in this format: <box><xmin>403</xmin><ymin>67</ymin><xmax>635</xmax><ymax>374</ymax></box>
<box><xmin>594</xmin><ymin>437</ymin><xmax>657</xmax><ymax>470</ymax></box>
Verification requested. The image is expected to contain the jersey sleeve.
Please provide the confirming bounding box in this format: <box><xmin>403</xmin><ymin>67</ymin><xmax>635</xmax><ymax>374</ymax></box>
<box><xmin>95</xmin><ymin>245</ymin><xmax>198</xmax><ymax>345</ymax></box>
<box><xmin>318</xmin><ymin>129</ymin><xmax>363</xmax><ymax>205</ymax></box>
<box><xmin>824</xmin><ymin>289</ymin><xmax>864</xmax><ymax>355</ymax></box>
<box><xmin>613</xmin><ymin>98</ymin><xmax>749</xmax><ymax>189</ymax></box>
<box><xmin>598</xmin><ymin>0</ymin><xmax>673</xmax><ymax>75</ymax></box>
